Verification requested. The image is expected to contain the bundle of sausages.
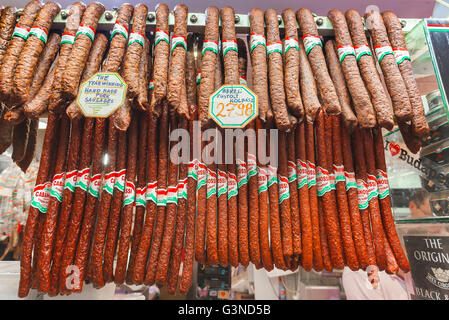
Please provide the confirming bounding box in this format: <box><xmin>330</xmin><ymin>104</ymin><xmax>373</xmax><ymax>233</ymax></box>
<box><xmin>5</xmin><ymin>2</ymin><xmax>426</xmax><ymax>297</ymax></box>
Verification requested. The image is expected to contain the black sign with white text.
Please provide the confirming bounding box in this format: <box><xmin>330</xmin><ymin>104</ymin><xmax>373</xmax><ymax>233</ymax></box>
<box><xmin>404</xmin><ymin>236</ymin><xmax>449</xmax><ymax>300</ymax></box>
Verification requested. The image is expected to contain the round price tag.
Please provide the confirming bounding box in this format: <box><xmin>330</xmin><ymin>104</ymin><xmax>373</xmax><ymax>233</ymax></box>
<box><xmin>209</xmin><ymin>85</ymin><xmax>258</xmax><ymax>128</ymax></box>
<box><xmin>76</xmin><ymin>72</ymin><xmax>128</xmax><ymax>118</ymax></box>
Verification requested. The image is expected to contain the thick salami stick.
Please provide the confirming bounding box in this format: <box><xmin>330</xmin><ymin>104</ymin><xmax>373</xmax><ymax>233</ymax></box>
<box><xmin>296</xmin><ymin>8</ymin><xmax>341</xmax><ymax>115</ymax></box>
<box><xmin>26</xmin><ymin>32</ymin><xmax>60</xmax><ymax>103</ymax></box>
<box><xmin>351</xmin><ymin>128</ymin><xmax>383</xmax><ymax>270</ymax></box>
<box><xmin>315</xmin><ymin>109</ymin><xmax>345</xmax><ymax>269</ymax></box>
<box><xmin>264</xmin><ymin>9</ymin><xmax>291</xmax><ymax>131</ymax></box>
<box><xmin>48</xmin><ymin>118</ymin><xmax>82</xmax><ymax>296</ymax></box>
<box><xmin>287</xmin><ymin>130</ymin><xmax>301</xmax><ymax>259</ymax></box>
<box><xmin>220</xmin><ymin>6</ymin><xmax>239</xmax><ymax>86</ymax></box>
<box><xmin>295</xmin><ymin>121</ymin><xmax>314</xmax><ymax>270</ymax></box>
<box><xmin>248</xmin><ymin>8</ymin><xmax>271</xmax><ymax>122</ymax></box>
<box><xmin>323</xmin><ymin>40</ymin><xmax>358</xmax><ymax>132</ymax></box>
<box><xmin>0</xmin><ymin>0</ymin><xmax>41</xmax><ymax>105</ymax></box>
<box><xmin>155</xmin><ymin>112</ymin><xmax>180</xmax><ymax>283</ymax></box>
<box><xmin>114</xmin><ymin>114</ymin><xmax>139</xmax><ymax>284</ymax></box>
<box><xmin>48</xmin><ymin>2</ymin><xmax>86</xmax><ymax>113</ymax></box>
<box><xmin>255</xmin><ymin>119</ymin><xmax>273</xmax><ymax>271</ymax></box>
<box><xmin>281</xmin><ymin>8</ymin><xmax>304</xmax><ymax>119</ymax></box>
<box><xmin>66</xmin><ymin>33</ymin><xmax>108</xmax><ymax>120</ymax></box>
<box><xmin>297</xmin><ymin>43</ymin><xmax>320</xmax><ymax>123</ymax></box>
<box><xmin>0</xmin><ymin>7</ymin><xmax>17</xmax><ymax>63</ymax></box>
<box><xmin>178</xmin><ymin>105</ymin><xmax>198</xmax><ymax>294</ymax></box>
<box><xmin>58</xmin><ymin>118</ymin><xmax>95</xmax><ymax>294</ymax></box>
<box><xmin>198</xmin><ymin>6</ymin><xmax>219</xmax><ymax>127</ymax></box>
<box><xmin>137</xmin><ymin>36</ymin><xmax>151</xmax><ymax>111</ymax></box>
<box><xmin>36</xmin><ymin>115</ymin><xmax>70</xmax><ymax>293</ymax></box>
<box><xmin>364</xmin><ymin>10</ymin><xmax>412</xmax><ymax>123</ymax></box>
<box><xmin>123</xmin><ymin>4</ymin><xmax>148</xmax><ymax>109</ymax></box>
<box><xmin>85</xmin><ymin>120</ymin><xmax>118</xmax><ymax>289</ymax></box>
<box><xmin>327</xmin><ymin>10</ymin><xmax>376</xmax><ymax>128</ymax></box>
<box><xmin>382</xmin><ymin>11</ymin><xmax>430</xmax><ymax>139</ymax></box>
<box><xmin>144</xmin><ymin>105</ymin><xmax>169</xmax><ymax>285</ymax></box>
<box><xmin>166</xmin><ymin>116</ymin><xmax>189</xmax><ymax>293</ymax></box>
<box><xmin>345</xmin><ymin>10</ymin><xmax>394</xmax><ymax>130</ymax></box>
<box><xmin>18</xmin><ymin>113</ymin><xmax>58</xmax><ymax>298</ymax></box>
<box><xmin>17</xmin><ymin>118</ymin><xmax>38</xmax><ymax>172</ymax></box>
<box><xmin>266</xmin><ymin>122</ymin><xmax>286</xmax><ymax>270</ymax></box>
<box><xmin>361</xmin><ymin>128</ymin><xmax>388</xmax><ymax>271</ymax></box>
<box><xmin>102</xmin><ymin>131</ymin><xmax>127</xmax><ymax>283</ymax></box>
<box><xmin>126</xmin><ymin>113</ymin><xmax>149</xmax><ymax>283</ymax></box>
<box><xmin>131</xmin><ymin>114</ymin><xmax>159</xmax><ymax>284</ymax></box>
<box><xmin>340</xmin><ymin>125</ymin><xmax>369</xmax><ymax>269</ymax></box>
<box><xmin>72</xmin><ymin>118</ymin><xmax>106</xmax><ymax>292</ymax></box>
<box><xmin>185</xmin><ymin>35</ymin><xmax>197</xmax><ymax>107</ymax></box>
<box><xmin>167</xmin><ymin>4</ymin><xmax>188</xmax><ymax>118</ymax></box>
<box><xmin>277</xmin><ymin>132</ymin><xmax>293</xmax><ymax>262</ymax></box>
<box><xmin>372</xmin><ymin>127</ymin><xmax>410</xmax><ymax>272</ymax></box>
<box><xmin>13</xmin><ymin>2</ymin><xmax>60</xmax><ymax>105</ymax></box>
<box><xmin>331</xmin><ymin>115</ymin><xmax>359</xmax><ymax>270</ymax></box>
<box><xmin>62</xmin><ymin>2</ymin><xmax>105</xmax><ymax>100</ymax></box>
<box><xmin>11</xmin><ymin>118</ymin><xmax>30</xmax><ymax>163</ymax></box>
<box><xmin>150</xmin><ymin>3</ymin><xmax>169</xmax><ymax>115</ymax></box>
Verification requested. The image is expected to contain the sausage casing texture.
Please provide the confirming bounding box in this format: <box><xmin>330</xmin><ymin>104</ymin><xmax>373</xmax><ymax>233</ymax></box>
<box><xmin>13</xmin><ymin>2</ymin><xmax>60</xmax><ymax>105</ymax></box>
<box><xmin>364</xmin><ymin>10</ymin><xmax>412</xmax><ymax>123</ymax></box>
<box><xmin>265</xmin><ymin>9</ymin><xmax>291</xmax><ymax>131</ymax></box>
<box><xmin>0</xmin><ymin>7</ymin><xmax>18</xmax><ymax>62</ymax></box>
<box><xmin>287</xmin><ymin>130</ymin><xmax>301</xmax><ymax>258</ymax></box>
<box><xmin>11</xmin><ymin>117</ymin><xmax>30</xmax><ymax>163</ymax></box>
<box><xmin>198</xmin><ymin>6</ymin><xmax>219</xmax><ymax>127</ymax></box>
<box><xmin>0</xmin><ymin>0</ymin><xmax>42</xmax><ymax>105</ymax></box>
<box><xmin>48</xmin><ymin>2</ymin><xmax>86</xmax><ymax>113</ymax></box>
<box><xmin>381</xmin><ymin>11</ymin><xmax>430</xmax><ymax>139</ymax></box>
<box><xmin>327</xmin><ymin>9</ymin><xmax>376</xmax><ymax>128</ymax></box>
<box><xmin>17</xmin><ymin>118</ymin><xmax>38</xmax><ymax>172</ymax></box>
<box><xmin>324</xmin><ymin>40</ymin><xmax>358</xmax><ymax>132</ymax></box>
<box><xmin>298</xmin><ymin>41</ymin><xmax>321</xmax><ymax>121</ymax></box>
<box><xmin>249</xmin><ymin>8</ymin><xmax>271</xmax><ymax>122</ymax></box>
<box><xmin>221</xmin><ymin>6</ymin><xmax>239</xmax><ymax>85</ymax></box>
<box><xmin>150</xmin><ymin>3</ymin><xmax>170</xmax><ymax>115</ymax></box>
<box><xmin>282</xmin><ymin>8</ymin><xmax>304</xmax><ymax>119</ymax></box>
<box><xmin>345</xmin><ymin>9</ymin><xmax>394</xmax><ymax>130</ymax></box>
<box><xmin>296</xmin><ymin>8</ymin><xmax>341</xmax><ymax>115</ymax></box>
<box><xmin>62</xmin><ymin>2</ymin><xmax>105</xmax><ymax>100</ymax></box>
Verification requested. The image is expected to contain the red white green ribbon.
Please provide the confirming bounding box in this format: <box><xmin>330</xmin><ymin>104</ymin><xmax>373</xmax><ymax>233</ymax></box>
<box><xmin>239</xmin><ymin>76</ymin><xmax>247</xmax><ymax>86</ymax></box>
<box><xmin>61</xmin><ymin>32</ymin><xmax>75</xmax><ymax>45</ymax></box>
<box><xmin>202</xmin><ymin>40</ymin><xmax>218</xmax><ymax>56</ymax></box>
<box><xmin>334</xmin><ymin>164</ymin><xmax>345</xmax><ymax>184</ymax></box>
<box><xmin>375</xmin><ymin>169</ymin><xmax>390</xmax><ymax>199</ymax></box>
<box><xmin>136</xmin><ymin>186</ymin><xmax>147</xmax><ymax>207</ymax></box>
<box><xmin>296</xmin><ymin>160</ymin><xmax>308</xmax><ymax>189</ymax></box>
<box><xmin>123</xmin><ymin>181</ymin><xmax>136</xmax><ymax>207</ymax></box>
<box><xmin>337</xmin><ymin>45</ymin><xmax>355</xmax><ymax>63</ymax></box>
<box><xmin>114</xmin><ymin>169</ymin><xmax>126</xmax><ymax>192</ymax></box>
<box><xmin>287</xmin><ymin>161</ymin><xmax>297</xmax><ymax>183</ymax></box>
<box><xmin>356</xmin><ymin>179</ymin><xmax>369</xmax><ymax>210</ymax></box>
<box><xmin>316</xmin><ymin>166</ymin><xmax>332</xmax><ymax>196</ymax></box>
<box><xmin>307</xmin><ymin>161</ymin><xmax>316</xmax><ymax>188</ymax></box>
<box><xmin>258</xmin><ymin>167</ymin><xmax>268</xmax><ymax>194</ymax></box>
<box><xmin>227</xmin><ymin>172</ymin><xmax>238</xmax><ymax>199</ymax></box>
<box><xmin>278</xmin><ymin>175</ymin><xmax>290</xmax><ymax>203</ymax></box>
<box><xmin>171</xmin><ymin>35</ymin><xmax>187</xmax><ymax>53</ymax></box>
<box><xmin>206</xmin><ymin>169</ymin><xmax>217</xmax><ymax>198</ymax></box>
<box><xmin>155</xmin><ymin>28</ymin><xmax>169</xmax><ymax>46</ymax></box>
<box><xmin>128</xmin><ymin>31</ymin><xmax>144</xmax><ymax>47</ymax></box>
<box><xmin>75</xmin><ymin>168</ymin><xmax>90</xmax><ymax>191</ymax></box>
<box><xmin>303</xmin><ymin>34</ymin><xmax>322</xmax><ymax>55</ymax></box>
<box><xmin>188</xmin><ymin>159</ymin><xmax>199</xmax><ymax>180</ymax></box>
<box><xmin>88</xmin><ymin>173</ymin><xmax>102</xmax><ymax>198</ymax></box>
<box><xmin>177</xmin><ymin>178</ymin><xmax>188</xmax><ymax>200</ymax></box>
<box><xmin>149</xmin><ymin>80</ymin><xmax>154</xmax><ymax>91</ymax></box>
<box><xmin>31</xmin><ymin>182</ymin><xmax>52</xmax><ymax>213</ymax></box>
<box><xmin>146</xmin><ymin>181</ymin><xmax>157</xmax><ymax>204</ymax></box>
<box><xmin>196</xmin><ymin>71</ymin><xmax>201</xmax><ymax>85</ymax></box>
<box><xmin>12</xmin><ymin>25</ymin><xmax>29</xmax><ymax>40</ymax></box>
<box><xmin>103</xmin><ymin>171</ymin><xmax>117</xmax><ymax>195</ymax></box>
<box><xmin>267</xmin><ymin>165</ymin><xmax>278</xmax><ymax>187</ymax></box>
<box><xmin>284</xmin><ymin>37</ymin><xmax>299</xmax><ymax>55</ymax></box>
<box><xmin>50</xmin><ymin>173</ymin><xmax>65</xmax><ymax>202</ymax></box>
<box><xmin>236</xmin><ymin>159</ymin><xmax>248</xmax><ymax>188</ymax></box>
<box><xmin>367</xmin><ymin>174</ymin><xmax>379</xmax><ymax>201</ymax></box>
<box><xmin>196</xmin><ymin>162</ymin><xmax>207</xmax><ymax>190</ymax></box>
<box><xmin>76</xmin><ymin>25</ymin><xmax>95</xmax><ymax>42</ymax></box>
<box><xmin>217</xmin><ymin>169</ymin><xmax>227</xmax><ymax>198</ymax></box>
<box><xmin>64</xmin><ymin>170</ymin><xmax>78</xmax><ymax>192</ymax></box>
<box><xmin>29</xmin><ymin>26</ymin><xmax>48</xmax><ymax>44</ymax></box>
<box><xmin>111</xmin><ymin>22</ymin><xmax>128</xmax><ymax>40</ymax></box>
<box><xmin>247</xmin><ymin>154</ymin><xmax>257</xmax><ymax>178</ymax></box>
<box><xmin>374</xmin><ymin>45</ymin><xmax>393</xmax><ymax>64</ymax></box>
<box><xmin>250</xmin><ymin>32</ymin><xmax>266</xmax><ymax>53</ymax></box>
<box><xmin>222</xmin><ymin>39</ymin><xmax>238</xmax><ymax>56</ymax></box>
<box><xmin>157</xmin><ymin>188</ymin><xmax>168</xmax><ymax>206</ymax></box>
<box><xmin>354</xmin><ymin>45</ymin><xmax>372</xmax><ymax>61</ymax></box>
<box><xmin>393</xmin><ymin>48</ymin><xmax>411</xmax><ymax>65</ymax></box>
<box><xmin>345</xmin><ymin>171</ymin><xmax>357</xmax><ymax>191</ymax></box>
<box><xmin>267</xmin><ymin>41</ymin><xmax>282</xmax><ymax>55</ymax></box>
<box><xmin>166</xmin><ymin>185</ymin><xmax>178</xmax><ymax>204</ymax></box>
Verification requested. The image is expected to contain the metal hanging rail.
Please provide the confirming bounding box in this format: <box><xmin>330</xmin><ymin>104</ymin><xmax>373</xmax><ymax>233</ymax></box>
<box><xmin>15</xmin><ymin>8</ymin><xmax>421</xmax><ymax>35</ymax></box>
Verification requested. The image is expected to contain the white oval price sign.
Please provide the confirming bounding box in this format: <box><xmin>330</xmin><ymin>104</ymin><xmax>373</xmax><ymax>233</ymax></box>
<box><xmin>209</xmin><ymin>85</ymin><xmax>258</xmax><ymax>128</ymax></box>
<box><xmin>77</xmin><ymin>72</ymin><xmax>127</xmax><ymax>118</ymax></box>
